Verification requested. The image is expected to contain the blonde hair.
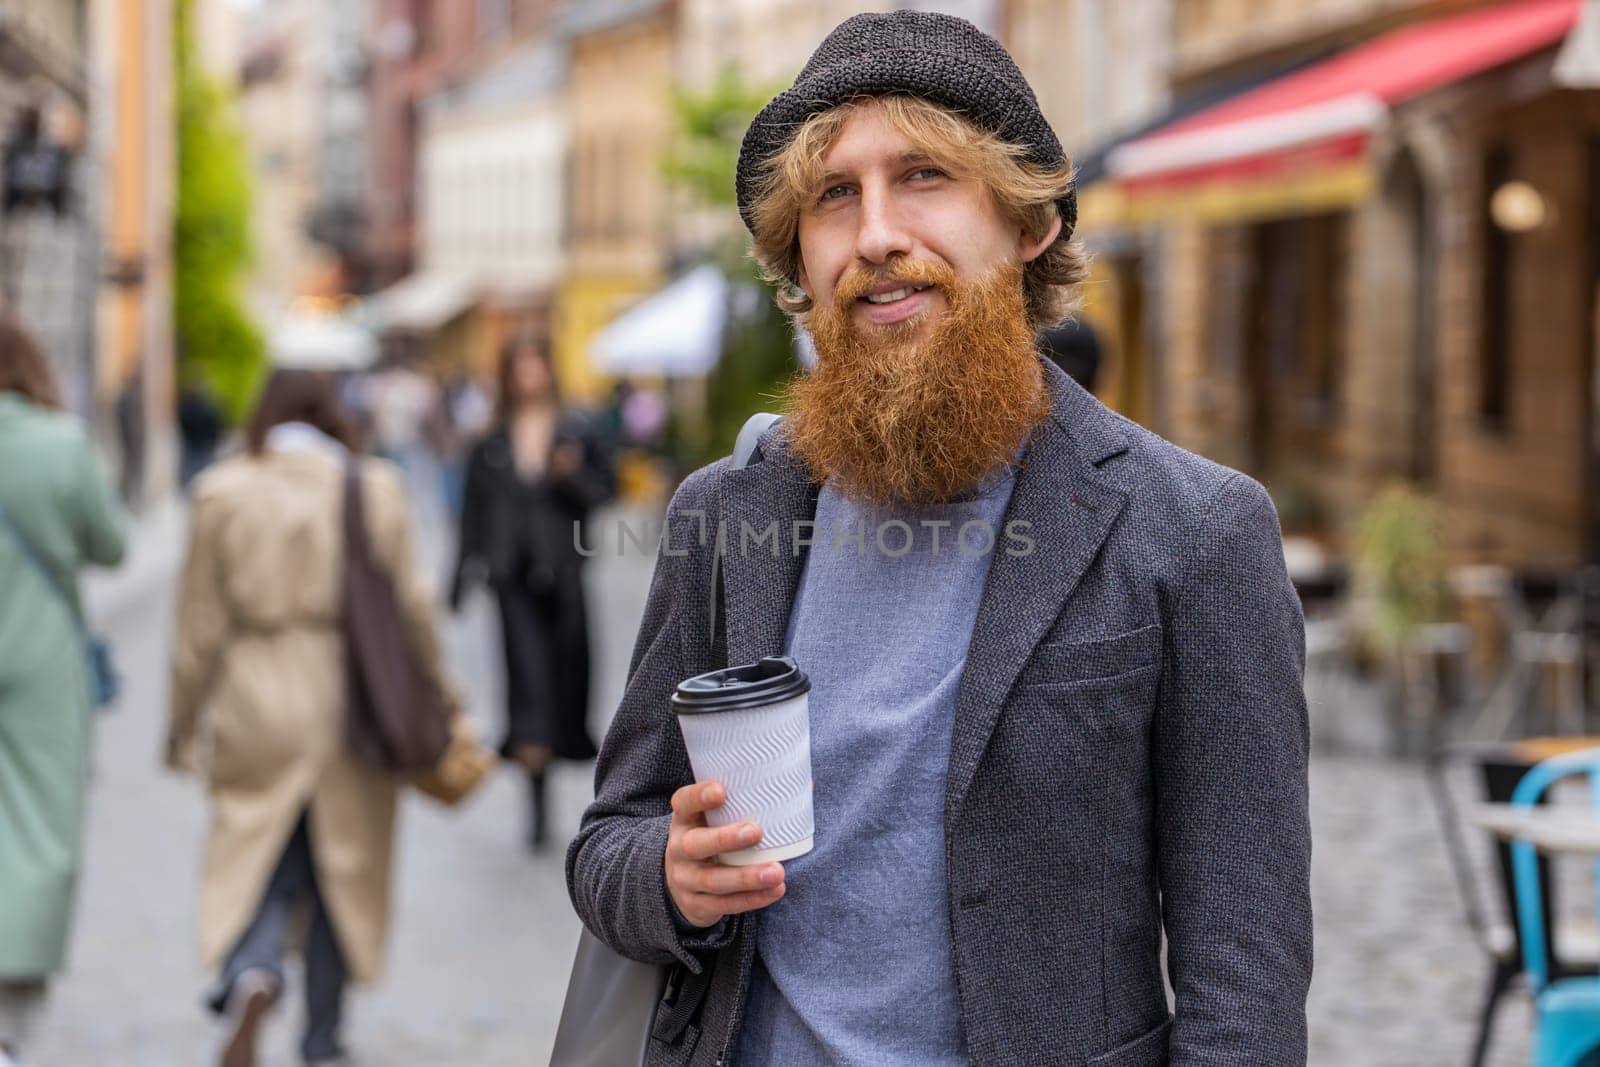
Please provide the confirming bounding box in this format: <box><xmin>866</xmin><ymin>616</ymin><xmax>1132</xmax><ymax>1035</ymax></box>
<box><xmin>748</xmin><ymin>94</ymin><xmax>1088</xmax><ymax>330</ymax></box>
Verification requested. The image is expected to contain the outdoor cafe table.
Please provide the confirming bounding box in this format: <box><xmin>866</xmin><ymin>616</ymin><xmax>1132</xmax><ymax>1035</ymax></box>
<box><xmin>1473</xmin><ymin>740</ymin><xmax>1600</xmax><ymax>855</ymax></box>
<box><xmin>1474</xmin><ymin>803</ymin><xmax>1600</xmax><ymax>856</ymax></box>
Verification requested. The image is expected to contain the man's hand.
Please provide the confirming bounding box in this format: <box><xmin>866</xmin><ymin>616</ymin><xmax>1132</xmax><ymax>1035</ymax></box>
<box><xmin>665</xmin><ymin>781</ymin><xmax>786</xmax><ymax>929</ymax></box>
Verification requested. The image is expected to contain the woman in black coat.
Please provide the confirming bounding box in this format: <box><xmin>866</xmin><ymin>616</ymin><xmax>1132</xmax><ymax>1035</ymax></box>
<box><xmin>451</xmin><ymin>333</ymin><xmax>614</xmax><ymax>849</ymax></box>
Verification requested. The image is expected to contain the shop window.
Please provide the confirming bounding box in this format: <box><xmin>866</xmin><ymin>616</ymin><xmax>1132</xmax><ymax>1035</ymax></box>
<box><xmin>608</xmin><ymin>134</ymin><xmax>627</xmax><ymax>241</ymax></box>
<box><xmin>1240</xmin><ymin>212</ymin><xmax>1347</xmax><ymax>479</ymax></box>
<box><xmin>1250</xmin><ymin>213</ymin><xmax>1345</xmax><ymax>425</ymax></box>
<box><xmin>577</xmin><ymin>137</ymin><xmax>598</xmax><ymax>242</ymax></box>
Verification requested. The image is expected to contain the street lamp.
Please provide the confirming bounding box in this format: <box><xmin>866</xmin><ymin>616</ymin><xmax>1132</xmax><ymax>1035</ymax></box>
<box><xmin>1490</xmin><ymin>180</ymin><xmax>1551</xmax><ymax>234</ymax></box>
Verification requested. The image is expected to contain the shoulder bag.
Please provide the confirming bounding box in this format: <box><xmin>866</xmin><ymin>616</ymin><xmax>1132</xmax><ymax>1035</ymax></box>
<box><xmin>343</xmin><ymin>461</ymin><xmax>493</xmax><ymax>805</ymax></box>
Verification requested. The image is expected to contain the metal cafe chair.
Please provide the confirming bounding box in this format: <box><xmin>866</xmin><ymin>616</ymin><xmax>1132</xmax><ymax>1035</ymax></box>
<box><xmin>1507</xmin><ymin>749</ymin><xmax>1600</xmax><ymax>1066</ymax></box>
<box><xmin>1460</xmin><ymin>567</ymin><xmax>1587</xmax><ymax>742</ymax></box>
<box><xmin>1427</xmin><ymin>740</ymin><xmax>1600</xmax><ymax>1067</ymax></box>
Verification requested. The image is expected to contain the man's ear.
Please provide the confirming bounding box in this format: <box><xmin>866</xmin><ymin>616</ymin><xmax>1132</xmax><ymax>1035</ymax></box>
<box><xmin>1019</xmin><ymin>212</ymin><xmax>1063</xmax><ymax>264</ymax></box>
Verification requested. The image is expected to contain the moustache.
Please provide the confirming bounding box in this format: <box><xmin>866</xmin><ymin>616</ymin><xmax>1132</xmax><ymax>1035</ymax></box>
<box><xmin>831</xmin><ymin>260</ymin><xmax>960</xmax><ymax>311</ymax></box>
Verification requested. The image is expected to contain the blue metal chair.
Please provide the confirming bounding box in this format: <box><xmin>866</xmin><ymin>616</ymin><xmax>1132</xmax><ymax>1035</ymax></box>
<box><xmin>1510</xmin><ymin>748</ymin><xmax>1600</xmax><ymax>1067</ymax></box>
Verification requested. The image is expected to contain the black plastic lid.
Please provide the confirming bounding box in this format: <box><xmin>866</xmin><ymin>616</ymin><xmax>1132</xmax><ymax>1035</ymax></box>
<box><xmin>671</xmin><ymin>656</ymin><xmax>811</xmax><ymax>715</ymax></box>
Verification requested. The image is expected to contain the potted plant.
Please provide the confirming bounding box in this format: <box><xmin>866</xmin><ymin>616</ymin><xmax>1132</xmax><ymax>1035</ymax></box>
<box><xmin>1349</xmin><ymin>483</ymin><xmax>1456</xmax><ymax>755</ymax></box>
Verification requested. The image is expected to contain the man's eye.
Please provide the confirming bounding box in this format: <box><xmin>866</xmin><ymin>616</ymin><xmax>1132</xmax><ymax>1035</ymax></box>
<box><xmin>820</xmin><ymin>185</ymin><xmax>851</xmax><ymax>201</ymax></box>
<box><xmin>911</xmin><ymin>167</ymin><xmax>945</xmax><ymax>181</ymax></box>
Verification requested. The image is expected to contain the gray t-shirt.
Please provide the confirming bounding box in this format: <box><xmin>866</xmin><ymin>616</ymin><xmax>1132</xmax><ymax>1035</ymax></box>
<box><xmin>734</xmin><ymin>467</ymin><xmax>1018</xmax><ymax>1065</ymax></box>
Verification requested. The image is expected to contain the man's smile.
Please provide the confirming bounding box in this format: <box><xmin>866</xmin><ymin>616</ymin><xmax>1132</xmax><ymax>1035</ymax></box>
<box><xmin>856</xmin><ymin>283</ymin><xmax>938</xmax><ymax>324</ymax></box>
<box><xmin>861</xmin><ymin>283</ymin><xmax>932</xmax><ymax>304</ymax></box>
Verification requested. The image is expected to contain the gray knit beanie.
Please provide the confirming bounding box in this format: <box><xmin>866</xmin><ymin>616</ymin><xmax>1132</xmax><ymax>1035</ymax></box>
<box><xmin>735</xmin><ymin>10</ymin><xmax>1076</xmax><ymax>240</ymax></box>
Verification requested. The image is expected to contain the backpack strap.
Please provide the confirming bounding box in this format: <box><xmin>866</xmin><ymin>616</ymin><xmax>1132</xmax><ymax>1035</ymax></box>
<box><xmin>732</xmin><ymin>412</ymin><xmax>782</xmax><ymax>470</ymax></box>
<box><xmin>657</xmin><ymin>412</ymin><xmax>782</xmax><ymax>1051</ymax></box>
<box><xmin>709</xmin><ymin>413</ymin><xmax>781</xmax><ymax>666</ymax></box>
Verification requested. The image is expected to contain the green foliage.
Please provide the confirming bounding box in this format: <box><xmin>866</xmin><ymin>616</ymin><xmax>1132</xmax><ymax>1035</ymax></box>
<box><xmin>661</xmin><ymin>64</ymin><xmax>778</xmax><ymax>209</ymax></box>
<box><xmin>703</xmin><ymin>270</ymin><xmax>797</xmax><ymax>461</ymax></box>
<box><xmin>662</xmin><ymin>64</ymin><xmax>798</xmax><ymax>472</ymax></box>
<box><xmin>1351</xmin><ymin>484</ymin><xmax>1450</xmax><ymax>658</ymax></box>
<box><xmin>173</xmin><ymin>0</ymin><xmax>265</xmax><ymax>423</ymax></box>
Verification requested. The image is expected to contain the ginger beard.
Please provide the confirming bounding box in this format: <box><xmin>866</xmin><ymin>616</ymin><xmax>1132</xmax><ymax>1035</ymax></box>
<box><xmin>784</xmin><ymin>259</ymin><xmax>1049</xmax><ymax>509</ymax></box>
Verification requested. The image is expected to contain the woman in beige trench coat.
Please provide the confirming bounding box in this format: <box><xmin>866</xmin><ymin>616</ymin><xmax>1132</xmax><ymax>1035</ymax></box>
<box><xmin>167</xmin><ymin>369</ymin><xmax>455</xmax><ymax>1067</ymax></box>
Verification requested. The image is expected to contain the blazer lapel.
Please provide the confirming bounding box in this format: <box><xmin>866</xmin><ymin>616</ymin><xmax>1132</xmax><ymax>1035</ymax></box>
<box><xmin>944</xmin><ymin>367</ymin><xmax>1132</xmax><ymax>822</ymax></box>
<box><xmin>717</xmin><ymin>425</ymin><xmax>820</xmax><ymax>666</ymax></box>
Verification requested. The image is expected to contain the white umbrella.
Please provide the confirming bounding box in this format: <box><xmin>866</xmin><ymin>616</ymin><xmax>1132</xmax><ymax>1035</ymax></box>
<box><xmin>270</xmin><ymin>312</ymin><xmax>380</xmax><ymax>372</ymax></box>
<box><xmin>592</xmin><ymin>264</ymin><xmax>728</xmax><ymax>377</ymax></box>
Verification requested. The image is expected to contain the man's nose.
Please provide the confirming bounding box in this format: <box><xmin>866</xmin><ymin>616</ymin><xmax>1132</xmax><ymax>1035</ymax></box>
<box><xmin>853</xmin><ymin>183</ymin><xmax>913</xmax><ymax>266</ymax></box>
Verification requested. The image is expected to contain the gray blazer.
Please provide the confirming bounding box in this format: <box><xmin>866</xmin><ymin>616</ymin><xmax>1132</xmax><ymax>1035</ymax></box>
<box><xmin>566</xmin><ymin>359</ymin><xmax>1312</xmax><ymax>1066</ymax></box>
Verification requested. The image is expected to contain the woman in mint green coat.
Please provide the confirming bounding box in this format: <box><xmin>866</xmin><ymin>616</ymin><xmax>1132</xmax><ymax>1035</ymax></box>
<box><xmin>0</xmin><ymin>320</ymin><xmax>125</xmax><ymax>1063</ymax></box>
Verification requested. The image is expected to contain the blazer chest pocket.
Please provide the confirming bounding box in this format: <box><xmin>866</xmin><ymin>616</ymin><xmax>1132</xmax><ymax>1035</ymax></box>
<box><xmin>1025</xmin><ymin>622</ymin><xmax>1160</xmax><ymax>688</ymax></box>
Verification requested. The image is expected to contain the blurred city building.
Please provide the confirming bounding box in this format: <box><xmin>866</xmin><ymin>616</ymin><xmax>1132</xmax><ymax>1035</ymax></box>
<box><xmin>193</xmin><ymin>0</ymin><xmax>244</xmax><ymax>75</ymax></box>
<box><xmin>1098</xmin><ymin>0</ymin><xmax>1597</xmax><ymax>568</ymax></box>
<box><xmin>234</xmin><ymin>0</ymin><xmax>370</xmax><ymax>313</ymax></box>
<box><xmin>1008</xmin><ymin>0</ymin><xmax>1175</xmax><ymax>430</ymax></box>
<box><xmin>175</xmin><ymin>0</ymin><xmax>1600</xmax><ymax>577</ymax></box>
<box><xmin>555</xmin><ymin>0</ymin><xmax>675</xmax><ymax>405</ymax></box>
<box><xmin>673</xmin><ymin>0</ymin><xmax>996</xmax><ymax>93</ymax></box>
<box><xmin>308</xmin><ymin>1</ymin><xmax>370</xmax><ymax>290</ymax></box>
<box><xmin>901</xmin><ymin>0</ymin><xmax>1000</xmax><ymax>33</ymax></box>
<box><xmin>365</xmin><ymin>0</ymin><xmax>477</xmax><ymax>293</ymax></box>
<box><xmin>93</xmin><ymin>0</ymin><xmax>177</xmax><ymax>506</ymax></box>
<box><xmin>364</xmin><ymin>1</ymin><xmax>555</xmax><ymax>288</ymax></box>
<box><xmin>0</xmin><ymin>3</ymin><xmax>96</xmax><ymax>416</ymax></box>
<box><xmin>676</xmin><ymin>0</ymin><xmax>889</xmax><ymax>93</ymax></box>
<box><xmin>363</xmin><ymin>0</ymin><xmax>558</xmax><ymax>372</ymax></box>
<box><xmin>413</xmin><ymin>34</ymin><xmax>567</xmax><ymax>378</ymax></box>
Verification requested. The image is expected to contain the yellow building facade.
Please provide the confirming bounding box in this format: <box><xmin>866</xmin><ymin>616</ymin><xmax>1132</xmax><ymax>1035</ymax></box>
<box><xmin>558</xmin><ymin>1</ymin><xmax>677</xmax><ymax>405</ymax></box>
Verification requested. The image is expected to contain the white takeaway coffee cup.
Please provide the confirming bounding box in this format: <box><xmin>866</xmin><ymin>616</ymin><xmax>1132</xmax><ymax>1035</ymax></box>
<box><xmin>671</xmin><ymin>655</ymin><xmax>814</xmax><ymax>866</ymax></box>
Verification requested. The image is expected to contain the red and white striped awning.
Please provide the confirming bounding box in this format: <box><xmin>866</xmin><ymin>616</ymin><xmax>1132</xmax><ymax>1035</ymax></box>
<box><xmin>1106</xmin><ymin>0</ymin><xmax>1583</xmax><ymax>222</ymax></box>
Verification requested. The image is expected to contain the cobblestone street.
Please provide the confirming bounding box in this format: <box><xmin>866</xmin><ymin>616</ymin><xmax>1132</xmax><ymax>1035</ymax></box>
<box><xmin>16</xmin><ymin>500</ymin><xmax>1564</xmax><ymax>1065</ymax></box>
<box><xmin>1309</xmin><ymin>753</ymin><xmax>1535</xmax><ymax>1066</ymax></box>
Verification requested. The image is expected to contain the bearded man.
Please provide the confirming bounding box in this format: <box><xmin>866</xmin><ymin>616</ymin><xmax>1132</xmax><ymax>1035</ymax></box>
<box><xmin>566</xmin><ymin>12</ymin><xmax>1312</xmax><ymax>1067</ymax></box>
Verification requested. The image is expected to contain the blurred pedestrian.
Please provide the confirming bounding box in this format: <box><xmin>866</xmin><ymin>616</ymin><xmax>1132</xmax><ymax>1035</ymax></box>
<box><xmin>1037</xmin><ymin>317</ymin><xmax>1102</xmax><ymax>393</ymax></box>
<box><xmin>437</xmin><ymin>372</ymin><xmax>493</xmax><ymax>519</ymax></box>
<box><xmin>177</xmin><ymin>371</ymin><xmax>225</xmax><ymax>488</ymax></box>
<box><xmin>0</xmin><ymin>318</ymin><xmax>126</xmax><ymax>1066</ymax></box>
<box><xmin>114</xmin><ymin>366</ymin><xmax>144</xmax><ymax>509</ymax></box>
<box><xmin>166</xmin><ymin>368</ymin><xmax>457</xmax><ymax>1067</ymax></box>
<box><xmin>622</xmin><ymin>385</ymin><xmax>668</xmax><ymax>451</ymax></box>
<box><xmin>451</xmin><ymin>333</ymin><xmax>613</xmax><ymax>850</ymax></box>
<box><xmin>362</xmin><ymin>356</ymin><xmax>438</xmax><ymax>476</ymax></box>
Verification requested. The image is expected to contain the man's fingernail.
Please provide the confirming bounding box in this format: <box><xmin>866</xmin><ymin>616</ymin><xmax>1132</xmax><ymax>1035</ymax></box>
<box><xmin>740</xmin><ymin>825</ymin><xmax>759</xmax><ymax>844</ymax></box>
<box><xmin>761</xmin><ymin>865</ymin><xmax>782</xmax><ymax>886</ymax></box>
